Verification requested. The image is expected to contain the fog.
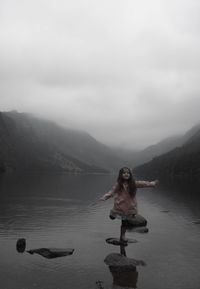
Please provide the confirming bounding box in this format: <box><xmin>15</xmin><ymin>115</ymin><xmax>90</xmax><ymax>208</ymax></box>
<box><xmin>0</xmin><ymin>0</ymin><xmax>200</xmax><ymax>149</ymax></box>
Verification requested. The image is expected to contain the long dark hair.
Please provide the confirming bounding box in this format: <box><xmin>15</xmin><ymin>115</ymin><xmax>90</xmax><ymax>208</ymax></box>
<box><xmin>117</xmin><ymin>167</ymin><xmax>137</xmax><ymax>197</ymax></box>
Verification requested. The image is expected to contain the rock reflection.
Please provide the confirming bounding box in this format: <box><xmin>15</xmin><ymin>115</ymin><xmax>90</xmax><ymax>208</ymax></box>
<box><xmin>104</xmin><ymin>244</ymin><xmax>145</xmax><ymax>289</ymax></box>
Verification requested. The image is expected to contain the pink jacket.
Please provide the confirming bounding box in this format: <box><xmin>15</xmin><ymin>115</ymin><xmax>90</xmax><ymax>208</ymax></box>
<box><xmin>102</xmin><ymin>181</ymin><xmax>156</xmax><ymax>215</ymax></box>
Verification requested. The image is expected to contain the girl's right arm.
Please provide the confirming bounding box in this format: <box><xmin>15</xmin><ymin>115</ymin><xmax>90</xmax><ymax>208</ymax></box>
<box><xmin>99</xmin><ymin>183</ymin><xmax>118</xmax><ymax>201</ymax></box>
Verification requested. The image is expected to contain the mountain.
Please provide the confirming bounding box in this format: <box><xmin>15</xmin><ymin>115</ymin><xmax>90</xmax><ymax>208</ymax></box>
<box><xmin>132</xmin><ymin>135</ymin><xmax>183</xmax><ymax>165</ymax></box>
<box><xmin>111</xmin><ymin>134</ymin><xmax>185</xmax><ymax>168</ymax></box>
<box><xmin>0</xmin><ymin>111</ymin><xmax>126</xmax><ymax>173</ymax></box>
<box><xmin>111</xmin><ymin>134</ymin><xmax>193</xmax><ymax>169</ymax></box>
<box><xmin>135</xmin><ymin>124</ymin><xmax>200</xmax><ymax>183</ymax></box>
<box><xmin>120</xmin><ymin>124</ymin><xmax>200</xmax><ymax>167</ymax></box>
<box><xmin>2</xmin><ymin>110</ymin><xmax>199</xmax><ymax>176</ymax></box>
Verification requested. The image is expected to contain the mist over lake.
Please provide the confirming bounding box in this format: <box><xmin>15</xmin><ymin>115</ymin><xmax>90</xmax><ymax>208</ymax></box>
<box><xmin>0</xmin><ymin>173</ymin><xmax>200</xmax><ymax>289</ymax></box>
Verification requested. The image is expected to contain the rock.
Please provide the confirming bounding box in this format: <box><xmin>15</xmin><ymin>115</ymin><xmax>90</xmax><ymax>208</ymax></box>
<box><xmin>106</xmin><ymin>238</ymin><xmax>138</xmax><ymax>246</ymax></box>
<box><xmin>104</xmin><ymin>253</ymin><xmax>146</xmax><ymax>270</ymax></box>
<box><xmin>27</xmin><ymin>248</ymin><xmax>74</xmax><ymax>259</ymax></box>
<box><xmin>16</xmin><ymin>238</ymin><xmax>26</xmax><ymax>253</ymax></box>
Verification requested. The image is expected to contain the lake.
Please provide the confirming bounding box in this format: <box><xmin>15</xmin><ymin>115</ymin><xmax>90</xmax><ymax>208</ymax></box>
<box><xmin>0</xmin><ymin>173</ymin><xmax>200</xmax><ymax>289</ymax></box>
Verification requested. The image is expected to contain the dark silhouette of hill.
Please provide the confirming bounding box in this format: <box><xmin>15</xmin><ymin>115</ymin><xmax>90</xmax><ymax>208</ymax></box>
<box><xmin>125</xmin><ymin>124</ymin><xmax>200</xmax><ymax>167</ymax></box>
<box><xmin>135</xmin><ymin>124</ymin><xmax>200</xmax><ymax>183</ymax></box>
<box><xmin>112</xmin><ymin>123</ymin><xmax>200</xmax><ymax>169</ymax></box>
<box><xmin>1</xmin><ymin>111</ymin><xmax>125</xmax><ymax>173</ymax></box>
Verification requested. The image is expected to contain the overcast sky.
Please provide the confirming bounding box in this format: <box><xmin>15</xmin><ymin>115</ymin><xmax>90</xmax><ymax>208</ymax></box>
<box><xmin>0</xmin><ymin>0</ymin><xmax>200</xmax><ymax>149</ymax></box>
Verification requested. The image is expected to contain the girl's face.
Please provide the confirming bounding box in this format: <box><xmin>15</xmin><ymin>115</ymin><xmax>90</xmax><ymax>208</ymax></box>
<box><xmin>121</xmin><ymin>168</ymin><xmax>131</xmax><ymax>180</ymax></box>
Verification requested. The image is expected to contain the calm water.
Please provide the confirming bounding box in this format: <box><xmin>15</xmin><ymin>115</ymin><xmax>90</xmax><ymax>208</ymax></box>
<box><xmin>0</xmin><ymin>173</ymin><xmax>200</xmax><ymax>289</ymax></box>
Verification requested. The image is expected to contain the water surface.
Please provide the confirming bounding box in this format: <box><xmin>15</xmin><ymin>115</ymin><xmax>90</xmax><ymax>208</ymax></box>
<box><xmin>0</xmin><ymin>173</ymin><xmax>200</xmax><ymax>289</ymax></box>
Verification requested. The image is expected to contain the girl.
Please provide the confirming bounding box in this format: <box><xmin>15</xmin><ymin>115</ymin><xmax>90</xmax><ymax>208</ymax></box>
<box><xmin>100</xmin><ymin>167</ymin><xmax>158</xmax><ymax>242</ymax></box>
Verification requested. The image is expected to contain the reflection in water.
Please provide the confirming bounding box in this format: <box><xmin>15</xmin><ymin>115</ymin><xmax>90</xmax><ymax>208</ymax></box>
<box><xmin>0</xmin><ymin>173</ymin><xmax>116</xmax><ymax>238</ymax></box>
<box><xmin>104</xmin><ymin>243</ymin><xmax>145</xmax><ymax>289</ymax></box>
<box><xmin>110</xmin><ymin>267</ymin><xmax>138</xmax><ymax>289</ymax></box>
<box><xmin>1</xmin><ymin>173</ymin><xmax>200</xmax><ymax>289</ymax></box>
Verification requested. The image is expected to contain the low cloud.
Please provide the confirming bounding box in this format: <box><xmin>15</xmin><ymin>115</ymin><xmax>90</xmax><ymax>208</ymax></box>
<box><xmin>0</xmin><ymin>0</ymin><xmax>200</xmax><ymax>149</ymax></box>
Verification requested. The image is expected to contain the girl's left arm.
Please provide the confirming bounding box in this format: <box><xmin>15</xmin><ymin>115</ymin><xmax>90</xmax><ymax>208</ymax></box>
<box><xmin>136</xmin><ymin>180</ymin><xmax>159</xmax><ymax>188</ymax></box>
<box><xmin>99</xmin><ymin>183</ymin><xmax>118</xmax><ymax>201</ymax></box>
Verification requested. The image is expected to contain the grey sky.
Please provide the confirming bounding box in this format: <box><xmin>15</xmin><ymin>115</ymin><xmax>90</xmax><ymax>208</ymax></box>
<box><xmin>0</xmin><ymin>0</ymin><xmax>200</xmax><ymax>149</ymax></box>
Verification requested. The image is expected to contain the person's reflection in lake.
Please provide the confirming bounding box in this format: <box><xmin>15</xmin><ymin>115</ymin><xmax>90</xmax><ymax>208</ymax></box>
<box><xmin>104</xmin><ymin>242</ymin><xmax>146</xmax><ymax>289</ymax></box>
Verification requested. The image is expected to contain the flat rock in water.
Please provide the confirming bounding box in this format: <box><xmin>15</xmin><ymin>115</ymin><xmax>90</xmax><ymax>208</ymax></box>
<box><xmin>106</xmin><ymin>238</ymin><xmax>138</xmax><ymax>246</ymax></box>
<box><xmin>27</xmin><ymin>248</ymin><xmax>74</xmax><ymax>259</ymax></box>
<box><xmin>104</xmin><ymin>253</ymin><xmax>146</xmax><ymax>269</ymax></box>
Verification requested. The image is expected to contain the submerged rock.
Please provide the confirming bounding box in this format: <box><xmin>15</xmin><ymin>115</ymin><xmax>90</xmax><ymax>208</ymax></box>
<box><xmin>27</xmin><ymin>248</ymin><xmax>74</xmax><ymax>259</ymax></box>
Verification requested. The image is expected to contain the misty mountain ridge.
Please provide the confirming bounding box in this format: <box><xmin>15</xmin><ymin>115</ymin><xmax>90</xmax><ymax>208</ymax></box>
<box><xmin>1</xmin><ymin>110</ymin><xmax>200</xmax><ymax>176</ymax></box>
<box><xmin>135</xmin><ymin>124</ymin><xmax>200</xmax><ymax>183</ymax></box>
<box><xmin>123</xmin><ymin>123</ymin><xmax>200</xmax><ymax>167</ymax></box>
<box><xmin>0</xmin><ymin>112</ymin><xmax>103</xmax><ymax>173</ymax></box>
<box><xmin>0</xmin><ymin>111</ymin><xmax>126</xmax><ymax>173</ymax></box>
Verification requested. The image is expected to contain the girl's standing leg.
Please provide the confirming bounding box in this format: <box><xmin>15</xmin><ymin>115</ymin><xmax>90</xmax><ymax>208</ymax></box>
<box><xmin>120</xmin><ymin>221</ymin><xmax>127</xmax><ymax>242</ymax></box>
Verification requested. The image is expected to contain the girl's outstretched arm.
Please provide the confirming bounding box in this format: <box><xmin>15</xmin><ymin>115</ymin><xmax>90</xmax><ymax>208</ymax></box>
<box><xmin>136</xmin><ymin>180</ymin><xmax>159</xmax><ymax>188</ymax></box>
<box><xmin>99</xmin><ymin>183</ymin><xmax>118</xmax><ymax>201</ymax></box>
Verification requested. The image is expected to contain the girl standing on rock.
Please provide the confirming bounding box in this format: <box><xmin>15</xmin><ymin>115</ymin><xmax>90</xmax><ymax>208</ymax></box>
<box><xmin>100</xmin><ymin>167</ymin><xmax>158</xmax><ymax>243</ymax></box>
